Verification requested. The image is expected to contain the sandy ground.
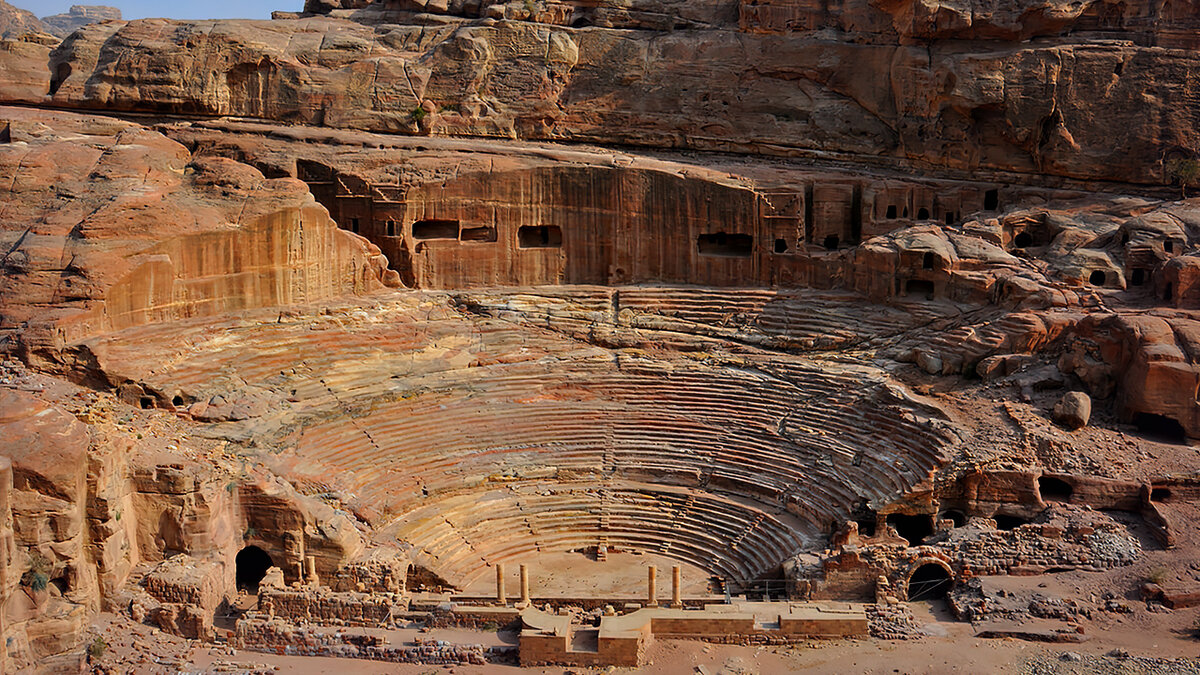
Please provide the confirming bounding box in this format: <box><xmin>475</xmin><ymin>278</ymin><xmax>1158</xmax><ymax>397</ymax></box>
<box><xmin>88</xmin><ymin>585</ymin><xmax>1200</xmax><ymax>675</ymax></box>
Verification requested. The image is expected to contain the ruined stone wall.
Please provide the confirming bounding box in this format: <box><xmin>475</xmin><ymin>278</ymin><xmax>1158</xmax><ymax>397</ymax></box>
<box><xmin>258</xmin><ymin>584</ymin><xmax>399</xmax><ymax>626</ymax></box>
<box><xmin>234</xmin><ymin>617</ymin><xmax>495</xmax><ymax>665</ymax></box>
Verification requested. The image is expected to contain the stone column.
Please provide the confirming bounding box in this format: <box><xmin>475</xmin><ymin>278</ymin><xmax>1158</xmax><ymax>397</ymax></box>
<box><xmin>305</xmin><ymin>555</ymin><xmax>319</xmax><ymax>586</ymax></box>
<box><xmin>519</xmin><ymin>564</ymin><xmax>530</xmax><ymax>607</ymax></box>
<box><xmin>647</xmin><ymin>565</ymin><xmax>658</xmax><ymax>607</ymax></box>
<box><xmin>671</xmin><ymin>565</ymin><xmax>683</xmax><ymax>608</ymax></box>
<box><xmin>496</xmin><ymin>563</ymin><xmax>507</xmax><ymax>605</ymax></box>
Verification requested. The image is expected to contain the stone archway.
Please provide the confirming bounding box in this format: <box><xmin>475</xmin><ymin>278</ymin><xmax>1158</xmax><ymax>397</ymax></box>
<box><xmin>905</xmin><ymin>559</ymin><xmax>953</xmax><ymax>601</ymax></box>
<box><xmin>235</xmin><ymin>546</ymin><xmax>274</xmax><ymax>592</ymax></box>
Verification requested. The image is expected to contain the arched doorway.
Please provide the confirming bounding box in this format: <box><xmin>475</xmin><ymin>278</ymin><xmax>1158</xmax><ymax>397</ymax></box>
<box><xmin>235</xmin><ymin>546</ymin><xmax>273</xmax><ymax>592</ymax></box>
<box><xmin>907</xmin><ymin>562</ymin><xmax>953</xmax><ymax>601</ymax></box>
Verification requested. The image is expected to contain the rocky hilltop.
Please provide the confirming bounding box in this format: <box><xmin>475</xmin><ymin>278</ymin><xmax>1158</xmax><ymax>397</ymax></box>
<box><xmin>40</xmin><ymin>5</ymin><xmax>121</xmax><ymax>36</ymax></box>
<box><xmin>27</xmin><ymin>0</ymin><xmax>1200</xmax><ymax>185</ymax></box>
<box><xmin>0</xmin><ymin>0</ymin><xmax>47</xmax><ymax>38</ymax></box>
<box><xmin>0</xmin><ymin>1</ymin><xmax>1198</xmax><ymax>673</ymax></box>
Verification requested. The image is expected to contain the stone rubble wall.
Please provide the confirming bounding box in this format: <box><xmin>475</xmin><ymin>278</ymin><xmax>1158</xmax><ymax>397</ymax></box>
<box><xmin>233</xmin><ymin>617</ymin><xmax>500</xmax><ymax>665</ymax></box>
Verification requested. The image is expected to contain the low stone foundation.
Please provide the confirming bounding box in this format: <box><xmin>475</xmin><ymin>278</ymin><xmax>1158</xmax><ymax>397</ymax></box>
<box><xmin>232</xmin><ymin>617</ymin><xmax>513</xmax><ymax>665</ymax></box>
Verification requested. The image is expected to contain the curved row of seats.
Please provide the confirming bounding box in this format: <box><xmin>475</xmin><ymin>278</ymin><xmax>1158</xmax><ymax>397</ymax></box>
<box><xmin>383</xmin><ymin>480</ymin><xmax>812</xmax><ymax>588</ymax></box>
<box><xmin>88</xmin><ymin>287</ymin><xmax>956</xmax><ymax>588</ymax></box>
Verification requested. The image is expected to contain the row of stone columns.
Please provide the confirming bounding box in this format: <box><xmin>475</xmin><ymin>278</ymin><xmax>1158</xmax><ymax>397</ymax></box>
<box><xmin>495</xmin><ymin>563</ymin><xmax>684</xmax><ymax>608</ymax></box>
<box><xmin>495</xmin><ymin>563</ymin><xmax>532</xmax><ymax>606</ymax></box>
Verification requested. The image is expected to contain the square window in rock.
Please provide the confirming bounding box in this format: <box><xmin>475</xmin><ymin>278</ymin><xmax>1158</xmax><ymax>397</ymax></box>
<box><xmin>518</xmin><ymin>225</ymin><xmax>563</xmax><ymax>248</ymax></box>
<box><xmin>697</xmin><ymin>232</ymin><xmax>753</xmax><ymax>257</ymax></box>
<box><xmin>460</xmin><ymin>226</ymin><xmax>498</xmax><ymax>242</ymax></box>
<box><xmin>413</xmin><ymin>219</ymin><xmax>460</xmax><ymax>240</ymax></box>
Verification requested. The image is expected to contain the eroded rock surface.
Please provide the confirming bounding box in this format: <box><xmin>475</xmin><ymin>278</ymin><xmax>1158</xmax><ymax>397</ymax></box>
<box><xmin>0</xmin><ymin>2</ymin><xmax>1197</xmax><ymax>672</ymax></box>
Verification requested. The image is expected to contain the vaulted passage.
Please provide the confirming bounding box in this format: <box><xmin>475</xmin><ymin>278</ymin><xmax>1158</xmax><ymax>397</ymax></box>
<box><xmin>236</xmin><ymin>546</ymin><xmax>273</xmax><ymax>592</ymax></box>
<box><xmin>907</xmin><ymin>563</ymin><xmax>952</xmax><ymax>601</ymax></box>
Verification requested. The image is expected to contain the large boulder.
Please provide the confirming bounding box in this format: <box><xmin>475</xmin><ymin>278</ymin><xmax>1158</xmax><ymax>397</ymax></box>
<box><xmin>1053</xmin><ymin>391</ymin><xmax>1092</xmax><ymax>430</ymax></box>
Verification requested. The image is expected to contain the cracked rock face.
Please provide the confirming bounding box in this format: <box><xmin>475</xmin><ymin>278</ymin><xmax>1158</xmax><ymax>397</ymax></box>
<box><xmin>29</xmin><ymin>8</ymin><xmax>1200</xmax><ymax>185</ymax></box>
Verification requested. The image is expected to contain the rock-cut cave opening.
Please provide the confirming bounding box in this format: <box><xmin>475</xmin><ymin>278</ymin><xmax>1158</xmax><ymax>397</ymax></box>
<box><xmin>235</xmin><ymin>546</ymin><xmax>274</xmax><ymax>592</ymax></box>
<box><xmin>886</xmin><ymin>513</ymin><xmax>933</xmax><ymax>546</ymax></box>
<box><xmin>1038</xmin><ymin>476</ymin><xmax>1074</xmax><ymax>503</ymax></box>
<box><xmin>1134</xmin><ymin>412</ymin><xmax>1188</xmax><ymax>444</ymax></box>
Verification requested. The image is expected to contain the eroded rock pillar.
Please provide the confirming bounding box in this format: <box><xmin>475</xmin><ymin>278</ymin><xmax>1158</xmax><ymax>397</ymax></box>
<box><xmin>647</xmin><ymin>565</ymin><xmax>658</xmax><ymax>607</ymax></box>
<box><xmin>672</xmin><ymin>565</ymin><xmax>682</xmax><ymax>608</ymax></box>
<box><xmin>496</xmin><ymin>563</ymin><xmax>506</xmax><ymax>605</ymax></box>
<box><xmin>305</xmin><ymin>555</ymin><xmax>319</xmax><ymax>586</ymax></box>
<box><xmin>519</xmin><ymin>563</ymin><xmax>530</xmax><ymax>607</ymax></box>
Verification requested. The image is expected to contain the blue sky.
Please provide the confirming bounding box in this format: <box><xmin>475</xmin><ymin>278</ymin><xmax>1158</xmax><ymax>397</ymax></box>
<box><xmin>11</xmin><ymin>1</ymin><xmax>301</xmax><ymax>21</ymax></box>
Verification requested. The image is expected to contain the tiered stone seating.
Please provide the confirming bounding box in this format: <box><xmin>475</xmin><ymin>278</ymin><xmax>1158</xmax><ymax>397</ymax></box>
<box><xmin>84</xmin><ymin>289</ymin><xmax>955</xmax><ymax>591</ymax></box>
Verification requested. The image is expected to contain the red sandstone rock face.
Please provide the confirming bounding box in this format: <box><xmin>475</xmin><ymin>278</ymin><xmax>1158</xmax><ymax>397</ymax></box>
<box><xmin>0</xmin><ymin>107</ymin><xmax>397</xmax><ymax>349</ymax></box>
<box><xmin>29</xmin><ymin>14</ymin><xmax>1200</xmax><ymax>185</ymax></box>
<box><xmin>0</xmin><ymin>390</ymin><xmax>96</xmax><ymax>669</ymax></box>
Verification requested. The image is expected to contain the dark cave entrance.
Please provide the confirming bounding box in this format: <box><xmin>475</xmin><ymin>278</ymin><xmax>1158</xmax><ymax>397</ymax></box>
<box><xmin>49</xmin><ymin>62</ymin><xmax>72</xmax><ymax>96</ymax></box>
<box><xmin>236</xmin><ymin>546</ymin><xmax>273</xmax><ymax>592</ymax></box>
<box><xmin>697</xmin><ymin>232</ymin><xmax>752</xmax><ymax>257</ymax></box>
<box><xmin>1134</xmin><ymin>412</ymin><xmax>1188</xmax><ymax>444</ymax></box>
<box><xmin>1038</xmin><ymin>476</ymin><xmax>1074</xmax><ymax>503</ymax></box>
<box><xmin>993</xmin><ymin>514</ymin><xmax>1029</xmax><ymax>530</ymax></box>
<box><xmin>939</xmin><ymin>509</ymin><xmax>966</xmax><ymax>528</ymax></box>
<box><xmin>907</xmin><ymin>563</ymin><xmax>952</xmax><ymax>601</ymax></box>
<box><xmin>412</xmin><ymin>219</ymin><xmax>460</xmax><ymax>240</ymax></box>
<box><xmin>904</xmin><ymin>279</ymin><xmax>936</xmax><ymax>298</ymax></box>
<box><xmin>984</xmin><ymin>189</ymin><xmax>999</xmax><ymax>211</ymax></box>
<box><xmin>886</xmin><ymin>513</ymin><xmax>933</xmax><ymax>547</ymax></box>
<box><xmin>519</xmin><ymin>225</ymin><xmax>564</xmax><ymax>249</ymax></box>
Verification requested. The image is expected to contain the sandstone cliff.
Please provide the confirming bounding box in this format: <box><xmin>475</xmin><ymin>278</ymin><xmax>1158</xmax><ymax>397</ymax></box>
<box><xmin>0</xmin><ymin>107</ymin><xmax>399</xmax><ymax>351</ymax></box>
<box><xmin>0</xmin><ymin>1</ymin><xmax>47</xmax><ymax>38</ymax></box>
<box><xmin>27</xmin><ymin>12</ymin><xmax>1199</xmax><ymax>186</ymax></box>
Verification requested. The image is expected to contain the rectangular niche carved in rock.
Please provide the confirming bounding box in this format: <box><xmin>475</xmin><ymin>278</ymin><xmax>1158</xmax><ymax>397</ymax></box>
<box><xmin>412</xmin><ymin>219</ymin><xmax>460</xmax><ymax>240</ymax></box>
<box><xmin>460</xmin><ymin>226</ymin><xmax>498</xmax><ymax>242</ymax></box>
<box><xmin>697</xmin><ymin>232</ymin><xmax>753</xmax><ymax>257</ymax></box>
<box><xmin>518</xmin><ymin>225</ymin><xmax>563</xmax><ymax>248</ymax></box>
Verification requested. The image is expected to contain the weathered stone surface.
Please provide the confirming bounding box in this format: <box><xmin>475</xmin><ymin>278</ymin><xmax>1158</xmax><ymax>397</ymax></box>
<box><xmin>1053</xmin><ymin>391</ymin><xmax>1092</xmax><ymax>430</ymax></box>
<box><xmin>30</xmin><ymin>14</ymin><xmax>1200</xmax><ymax>185</ymax></box>
<box><xmin>2</xmin><ymin>2</ymin><xmax>1200</xmax><ymax>668</ymax></box>
<box><xmin>0</xmin><ymin>0</ymin><xmax>48</xmax><ymax>39</ymax></box>
<box><xmin>0</xmin><ymin>107</ymin><xmax>398</xmax><ymax>351</ymax></box>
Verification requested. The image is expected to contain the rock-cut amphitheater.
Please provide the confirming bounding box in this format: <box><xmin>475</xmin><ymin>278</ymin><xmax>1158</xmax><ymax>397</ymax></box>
<box><xmin>2</xmin><ymin>0</ymin><xmax>1200</xmax><ymax>672</ymax></box>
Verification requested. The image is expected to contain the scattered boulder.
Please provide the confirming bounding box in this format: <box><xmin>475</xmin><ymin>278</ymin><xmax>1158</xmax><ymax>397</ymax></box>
<box><xmin>1054</xmin><ymin>391</ymin><xmax>1092</xmax><ymax>430</ymax></box>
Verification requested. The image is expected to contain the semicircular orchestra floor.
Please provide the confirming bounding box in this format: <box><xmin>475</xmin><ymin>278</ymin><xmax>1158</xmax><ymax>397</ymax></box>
<box><xmin>82</xmin><ymin>287</ymin><xmax>958</xmax><ymax>590</ymax></box>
